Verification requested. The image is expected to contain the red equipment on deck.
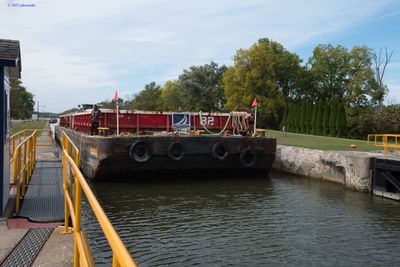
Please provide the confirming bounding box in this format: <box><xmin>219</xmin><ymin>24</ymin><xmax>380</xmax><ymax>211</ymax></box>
<box><xmin>59</xmin><ymin>110</ymin><xmax>254</xmax><ymax>136</ymax></box>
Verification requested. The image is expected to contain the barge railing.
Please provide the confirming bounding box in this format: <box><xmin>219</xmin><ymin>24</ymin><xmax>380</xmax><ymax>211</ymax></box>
<box><xmin>61</xmin><ymin>131</ymin><xmax>137</xmax><ymax>267</ymax></box>
<box><xmin>368</xmin><ymin>134</ymin><xmax>400</xmax><ymax>158</ymax></box>
<box><xmin>60</xmin><ymin>110</ymin><xmax>253</xmax><ymax>136</ymax></box>
<box><xmin>12</xmin><ymin>130</ymin><xmax>37</xmax><ymax>212</ymax></box>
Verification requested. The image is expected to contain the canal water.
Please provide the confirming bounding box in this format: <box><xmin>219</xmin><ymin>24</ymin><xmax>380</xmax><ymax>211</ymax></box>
<box><xmin>81</xmin><ymin>172</ymin><xmax>400</xmax><ymax>266</ymax></box>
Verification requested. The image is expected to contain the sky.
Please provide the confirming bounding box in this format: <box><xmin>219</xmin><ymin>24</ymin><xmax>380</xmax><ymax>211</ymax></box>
<box><xmin>1</xmin><ymin>0</ymin><xmax>400</xmax><ymax>113</ymax></box>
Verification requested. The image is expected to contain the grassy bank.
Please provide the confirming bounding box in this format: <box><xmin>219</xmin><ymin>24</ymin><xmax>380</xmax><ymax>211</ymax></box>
<box><xmin>266</xmin><ymin>130</ymin><xmax>377</xmax><ymax>152</ymax></box>
<box><xmin>11</xmin><ymin>120</ymin><xmax>48</xmax><ymax>134</ymax></box>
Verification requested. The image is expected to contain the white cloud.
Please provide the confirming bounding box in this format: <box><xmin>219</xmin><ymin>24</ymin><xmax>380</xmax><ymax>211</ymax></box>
<box><xmin>116</xmin><ymin>29</ymin><xmax>181</xmax><ymax>45</ymax></box>
<box><xmin>23</xmin><ymin>44</ymin><xmax>117</xmax><ymax>92</ymax></box>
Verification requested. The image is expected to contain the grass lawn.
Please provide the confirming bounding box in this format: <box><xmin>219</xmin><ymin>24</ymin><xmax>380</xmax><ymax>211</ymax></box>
<box><xmin>265</xmin><ymin>130</ymin><xmax>378</xmax><ymax>152</ymax></box>
<box><xmin>11</xmin><ymin>120</ymin><xmax>48</xmax><ymax>134</ymax></box>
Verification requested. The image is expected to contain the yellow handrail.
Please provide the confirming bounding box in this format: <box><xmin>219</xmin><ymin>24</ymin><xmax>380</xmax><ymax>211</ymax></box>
<box><xmin>12</xmin><ymin>130</ymin><xmax>37</xmax><ymax>212</ymax></box>
<box><xmin>25</xmin><ymin>128</ymin><xmax>54</xmax><ymax>147</ymax></box>
<box><xmin>368</xmin><ymin>134</ymin><xmax>400</xmax><ymax>158</ymax></box>
<box><xmin>61</xmin><ymin>131</ymin><xmax>137</xmax><ymax>267</ymax></box>
<box><xmin>10</xmin><ymin>128</ymin><xmax>53</xmax><ymax>160</ymax></box>
<box><xmin>10</xmin><ymin>130</ymin><xmax>27</xmax><ymax>165</ymax></box>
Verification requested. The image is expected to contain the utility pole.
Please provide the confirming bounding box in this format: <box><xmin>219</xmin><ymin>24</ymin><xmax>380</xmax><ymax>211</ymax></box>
<box><xmin>37</xmin><ymin>101</ymin><xmax>39</xmax><ymax>121</ymax></box>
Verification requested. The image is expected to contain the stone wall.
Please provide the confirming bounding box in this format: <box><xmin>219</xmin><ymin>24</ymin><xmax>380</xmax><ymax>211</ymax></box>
<box><xmin>272</xmin><ymin>145</ymin><xmax>381</xmax><ymax>191</ymax></box>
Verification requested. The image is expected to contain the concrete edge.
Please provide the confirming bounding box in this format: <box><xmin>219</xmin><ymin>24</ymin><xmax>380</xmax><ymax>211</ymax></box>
<box><xmin>272</xmin><ymin>145</ymin><xmax>383</xmax><ymax>192</ymax></box>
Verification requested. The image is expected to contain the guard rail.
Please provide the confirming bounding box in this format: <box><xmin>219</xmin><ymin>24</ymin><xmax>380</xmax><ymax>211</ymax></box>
<box><xmin>368</xmin><ymin>134</ymin><xmax>400</xmax><ymax>158</ymax></box>
<box><xmin>12</xmin><ymin>130</ymin><xmax>37</xmax><ymax>212</ymax></box>
<box><xmin>61</xmin><ymin>131</ymin><xmax>137</xmax><ymax>267</ymax></box>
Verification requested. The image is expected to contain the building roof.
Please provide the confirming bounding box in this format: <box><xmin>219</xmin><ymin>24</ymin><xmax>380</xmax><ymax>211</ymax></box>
<box><xmin>0</xmin><ymin>39</ymin><xmax>22</xmax><ymax>78</ymax></box>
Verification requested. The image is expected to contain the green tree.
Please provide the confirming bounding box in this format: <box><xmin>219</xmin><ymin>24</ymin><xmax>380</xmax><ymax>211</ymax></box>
<box><xmin>291</xmin><ymin>105</ymin><xmax>297</xmax><ymax>132</ymax></box>
<box><xmin>306</xmin><ymin>100</ymin><xmax>313</xmax><ymax>134</ymax></box>
<box><xmin>336</xmin><ymin>103</ymin><xmax>347</xmax><ymax>137</ymax></box>
<box><xmin>10</xmin><ymin>79</ymin><xmax>35</xmax><ymax>119</ymax></box>
<box><xmin>178</xmin><ymin>62</ymin><xmax>227</xmax><ymax>111</ymax></box>
<box><xmin>285</xmin><ymin>105</ymin><xmax>291</xmax><ymax>131</ymax></box>
<box><xmin>300</xmin><ymin>101</ymin><xmax>306</xmax><ymax>133</ymax></box>
<box><xmin>131</xmin><ymin>82</ymin><xmax>162</xmax><ymax>111</ymax></box>
<box><xmin>159</xmin><ymin>80</ymin><xmax>184</xmax><ymax>111</ymax></box>
<box><xmin>97</xmin><ymin>98</ymin><xmax>123</xmax><ymax>109</ymax></box>
<box><xmin>372</xmin><ymin>48</ymin><xmax>393</xmax><ymax>111</ymax></box>
<box><xmin>374</xmin><ymin>105</ymin><xmax>400</xmax><ymax>134</ymax></box>
<box><xmin>315</xmin><ymin>101</ymin><xmax>323</xmax><ymax>135</ymax></box>
<box><xmin>280</xmin><ymin>106</ymin><xmax>288</xmax><ymax>129</ymax></box>
<box><xmin>341</xmin><ymin>105</ymin><xmax>347</xmax><ymax>136</ymax></box>
<box><xmin>223</xmin><ymin>38</ymin><xmax>303</xmax><ymax>128</ymax></box>
<box><xmin>329</xmin><ymin>98</ymin><xmax>338</xmax><ymax>136</ymax></box>
<box><xmin>295</xmin><ymin>105</ymin><xmax>301</xmax><ymax>133</ymax></box>
<box><xmin>288</xmin><ymin>104</ymin><xmax>295</xmax><ymax>132</ymax></box>
<box><xmin>308</xmin><ymin>44</ymin><xmax>378</xmax><ymax>106</ymax></box>
<box><xmin>288</xmin><ymin>105</ymin><xmax>294</xmax><ymax>132</ymax></box>
<box><xmin>60</xmin><ymin>108</ymin><xmax>78</xmax><ymax>115</ymax></box>
<box><xmin>323</xmin><ymin>101</ymin><xmax>330</xmax><ymax>136</ymax></box>
<box><xmin>311</xmin><ymin>102</ymin><xmax>317</xmax><ymax>135</ymax></box>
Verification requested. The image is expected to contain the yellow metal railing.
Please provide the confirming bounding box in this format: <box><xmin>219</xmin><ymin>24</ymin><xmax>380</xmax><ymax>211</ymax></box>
<box><xmin>25</xmin><ymin>128</ymin><xmax>54</xmax><ymax>147</ymax></box>
<box><xmin>61</xmin><ymin>131</ymin><xmax>137</xmax><ymax>267</ymax></box>
<box><xmin>12</xmin><ymin>130</ymin><xmax>37</xmax><ymax>212</ymax></box>
<box><xmin>11</xmin><ymin>128</ymin><xmax>53</xmax><ymax>159</ymax></box>
<box><xmin>11</xmin><ymin>130</ymin><xmax>27</xmax><ymax>158</ymax></box>
<box><xmin>368</xmin><ymin>134</ymin><xmax>400</xmax><ymax>158</ymax></box>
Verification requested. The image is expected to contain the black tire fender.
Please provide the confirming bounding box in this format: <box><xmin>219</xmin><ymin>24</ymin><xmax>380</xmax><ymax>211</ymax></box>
<box><xmin>239</xmin><ymin>147</ymin><xmax>257</xmax><ymax>167</ymax></box>
<box><xmin>212</xmin><ymin>142</ymin><xmax>229</xmax><ymax>161</ymax></box>
<box><xmin>129</xmin><ymin>140</ymin><xmax>151</xmax><ymax>162</ymax></box>
<box><xmin>168</xmin><ymin>142</ymin><xmax>185</xmax><ymax>161</ymax></box>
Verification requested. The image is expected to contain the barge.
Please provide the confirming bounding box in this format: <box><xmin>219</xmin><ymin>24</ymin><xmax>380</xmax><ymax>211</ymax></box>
<box><xmin>55</xmin><ymin>108</ymin><xmax>276</xmax><ymax>180</ymax></box>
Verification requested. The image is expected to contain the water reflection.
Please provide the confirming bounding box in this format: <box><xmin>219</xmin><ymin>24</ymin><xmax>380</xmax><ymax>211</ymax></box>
<box><xmin>82</xmin><ymin>172</ymin><xmax>400</xmax><ymax>266</ymax></box>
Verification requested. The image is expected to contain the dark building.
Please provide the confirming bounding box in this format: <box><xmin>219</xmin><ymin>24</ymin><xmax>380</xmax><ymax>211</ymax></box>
<box><xmin>0</xmin><ymin>39</ymin><xmax>21</xmax><ymax>215</ymax></box>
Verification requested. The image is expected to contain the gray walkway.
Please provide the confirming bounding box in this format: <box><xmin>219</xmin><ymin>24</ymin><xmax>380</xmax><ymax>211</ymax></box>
<box><xmin>18</xmin><ymin>161</ymin><xmax>64</xmax><ymax>222</ymax></box>
<box><xmin>0</xmin><ymin>228</ymin><xmax>53</xmax><ymax>267</ymax></box>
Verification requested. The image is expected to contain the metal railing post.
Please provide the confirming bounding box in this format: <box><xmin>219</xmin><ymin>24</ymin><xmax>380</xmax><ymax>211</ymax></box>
<box><xmin>112</xmin><ymin>253</ymin><xmax>120</xmax><ymax>267</ymax></box>
<box><xmin>74</xmin><ymin>148</ymin><xmax>80</xmax><ymax>168</ymax></box>
<box><xmin>61</xmin><ymin>131</ymin><xmax>137</xmax><ymax>267</ymax></box>
<box><xmin>74</xmin><ymin>177</ymin><xmax>82</xmax><ymax>267</ymax></box>
<box><xmin>12</xmin><ymin>137</ymin><xmax>15</xmax><ymax>157</ymax></box>
<box><xmin>383</xmin><ymin>135</ymin><xmax>388</xmax><ymax>158</ymax></box>
<box><xmin>62</xmin><ymin>136</ymin><xmax>70</xmax><ymax>234</ymax></box>
<box><xmin>15</xmin><ymin>148</ymin><xmax>21</xmax><ymax>212</ymax></box>
<box><xmin>12</xmin><ymin>149</ymin><xmax>18</xmax><ymax>185</ymax></box>
<box><xmin>34</xmin><ymin>132</ymin><xmax>37</xmax><ymax>165</ymax></box>
<box><xmin>22</xmin><ymin>143</ymin><xmax>27</xmax><ymax>196</ymax></box>
<box><xmin>12</xmin><ymin>130</ymin><xmax>38</xmax><ymax>214</ymax></box>
<box><xmin>29</xmin><ymin>138</ymin><xmax>33</xmax><ymax>179</ymax></box>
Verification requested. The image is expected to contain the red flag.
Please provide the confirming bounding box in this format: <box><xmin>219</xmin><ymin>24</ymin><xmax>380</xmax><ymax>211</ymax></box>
<box><xmin>251</xmin><ymin>98</ymin><xmax>257</xmax><ymax>107</ymax></box>
<box><xmin>113</xmin><ymin>90</ymin><xmax>118</xmax><ymax>103</ymax></box>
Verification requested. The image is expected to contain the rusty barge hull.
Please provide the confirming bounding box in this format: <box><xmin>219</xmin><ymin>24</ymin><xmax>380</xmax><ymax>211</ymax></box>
<box><xmin>55</xmin><ymin>126</ymin><xmax>276</xmax><ymax>180</ymax></box>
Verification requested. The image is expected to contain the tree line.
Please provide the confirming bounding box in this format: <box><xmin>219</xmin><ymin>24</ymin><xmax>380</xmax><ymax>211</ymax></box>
<box><xmin>282</xmin><ymin>99</ymin><xmax>347</xmax><ymax>138</ymax></box>
<box><xmin>10</xmin><ymin>79</ymin><xmax>35</xmax><ymax>120</ymax></box>
<box><xmin>97</xmin><ymin>38</ymin><xmax>392</xmax><ymax>139</ymax></box>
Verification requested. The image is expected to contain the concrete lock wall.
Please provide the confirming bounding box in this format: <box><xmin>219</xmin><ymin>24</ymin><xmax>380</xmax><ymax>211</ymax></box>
<box><xmin>273</xmin><ymin>145</ymin><xmax>381</xmax><ymax>191</ymax></box>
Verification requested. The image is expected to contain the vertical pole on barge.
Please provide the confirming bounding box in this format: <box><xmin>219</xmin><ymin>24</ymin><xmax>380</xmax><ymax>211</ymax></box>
<box><xmin>114</xmin><ymin>90</ymin><xmax>120</xmax><ymax>136</ymax></box>
<box><xmin>116</xmin><ymin>101</ymin><xmax>119</xmax><ymax>136</ymax></box>
<box><xmin>254</xmin><ymin>106</ymin><xmax>257</xmax><ymax>135</ymax></box>
<box><xmin>251</xmin><ymin>98</ymin><xmax>257</xmax><ymax>136</ymax></box>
